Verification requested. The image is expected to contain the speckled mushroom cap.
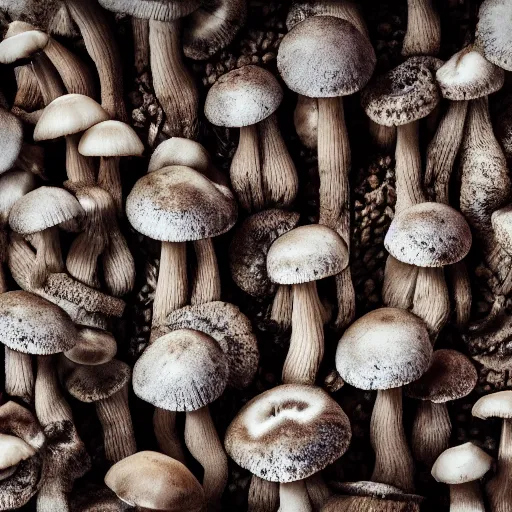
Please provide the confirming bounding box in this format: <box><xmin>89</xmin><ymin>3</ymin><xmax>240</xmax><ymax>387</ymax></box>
<box><xmin>34</xmin><ymin>94</ymin><xmax>109</xmax><ymax>141</ymax></box>
<box><xmin>225</xmin><ymin>384</ymin><xmax>351</xmax><ymax>482</ymax></box>
<box><xmin>404</xmin><ymin>349</ymin><xmax>477</xmax><ymax>403</ymax></box>
<box><xmin>126</xmin><ymin>165</ymin><xmax>237</xmax><ymax>242</ymax></box>
<box><xmin>148</xmin><ymin>138</ymin><xmax>210</xmax><ymax>173</ymax></box>
<box><xmin>332</xmin><ymin>481</ymin><xmax>424</xmax><ymax>503</ymax></box>
<box><xmin>277</xmin><ymin>16</ymin><xmax>375</xmax><ymax>98</ymax></box>
<box><xmin>0</xmin><ymin>171</ymin><xmax>37</xmax><ymax>223</ymax></box>
<box><xmin>230</xmin><ymin>209</ymin><xmax>300</xmax><ymax>297</ymax></box>
<box><xmin>431</xmin><ymin>442</ymin><xmax>492</xmax><ymax>484</ymax></box>
<box><xmin>335</xmin><ymin>307</ymin><xmax>432</xmax><ymax>390</ymax></box>
<box><xmin>476</xmin><ymin>0</ymin><xmax>512</xmax><ymax>71</ymax></box>
<box><xmin>0</xmin><ymin>434</ymin><xmax>36</xmax><ymax>470</ymax></box>
<box><xmin>0</xmin><ymin>108</ymin><xmax>23</xmax><ymax>174</ymax></box>
<box><xmin>0</xmin><ymin>28</ymin><xmax>48</xmax><ymax>63</ymax></box>
<box><xmin>133</xmin><ymin>329</ymin><xmax>229</xmax><ymax>412</ymax></box>
<box><xmin>98</xmin><ymin>0</ymin><xmax>200</xmax><ymax>21</ymax></box>
<box><xmin>436</xmin><ymin>46</ymin><xmax>504</xmax><ymax>100</ymax></box>
<box><xmin>205</xmin><ymin>65</ymin><xmax>283</xmax><ymax>127</ymax></box>
<box><xmin>472</xmin><ymin>390</ymin><xmax>512</xmax><ymax>419</ymax></box>
<box><xmin>105</xmin><ymin>451</ymin><xmax>205</xmax><ymax>512</ymax></box>
<box><xmin>267</xmin><ymin>224</ymin><xmax>348</xmax><ymax>285</ymax></box>
<box><xmin>492</xmin><ymin>205</ymin><xmax>512</xmax><ymax>254</ymax></box>
<box><xmin>384</xmin><ymin>202</ymin><xmax>472</xmax><ymax>267</ymax></box>
<box><xmin>64</xmin><ymin>327</ymin><xmax>117</xmax><ymax>366</ymax></box>
<box><xmin>0</xmin><ymin>291</ymin><xmax>78</xmax><ymax>354</ymax></box>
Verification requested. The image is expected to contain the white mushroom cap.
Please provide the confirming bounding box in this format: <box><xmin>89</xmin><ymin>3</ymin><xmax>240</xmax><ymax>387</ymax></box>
<box><xmin>148</xmin><ymin>137</ymin><xmax>210</xmax><ymax>173</ymax></box>
<box><xmin>0</xmin><ymin>433</ymin><xmax>36</xmax><ymax>470</ymax></box>
<box><xmin>472</xmin><ymin>390</ymin><xmax>512</xmax><ymax>419</ymax></box>
<box><xmin>0</xmin><ymin>171</ymin><xmax>37</xmax><ymax>224</ymax></box>
<box><xmin>98</xmin><ymin>0</ymin><xmax>201</xmax><ymax>21</ymax></box>
<box><xmin>0</xmin><ymin>29</ymin><xmax>48</xmax><ymax>63</ymax></box>
<box><xmin>0</xmin><ymin>108</ymin><xmax>23</xmax><ymax>174</ymax></box>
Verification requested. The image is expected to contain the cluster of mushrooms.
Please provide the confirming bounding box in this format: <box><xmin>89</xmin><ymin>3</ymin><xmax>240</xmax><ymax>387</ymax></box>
<box><xmin>0</xmin><ymin>0</ymin><xmax>511</xmax><ymax>511</ymax></box>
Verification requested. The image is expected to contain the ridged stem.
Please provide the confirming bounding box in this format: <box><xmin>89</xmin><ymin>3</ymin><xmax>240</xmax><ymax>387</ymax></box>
<box><xmin>382</xmin><ymin>255</ymin><xmax>418</xmax><ymax>310</ymax></box>
<box><xmin>4</xmin><ymin>348</ymin><xmax>34</xmax><ymax>404</ymax></box>
<box><xmin>153</xmin><ymin>408</ymin><xmax>186</xmax><ymax>464</ymax></box>
<box><xmin>98</xmin><ymin>156</ymin><xmax>122</xmax><ymax>215</ymax></box>
<box><xmin>191</xmin><ymin>238</ymin><xmax>221</xmax><ymax>305</ymax></box>
<box><xmin>270</xmin><ymin>285</ymin><xmax>293</xmax><ymax>331</ymax></box>
<box><xmin>132</xmin><ymin>18</ymin><xmax>150</xmax><ymax>74</ymax></box>
<box><xmin>448</xmin><ymin>261</ymin><xmax>472</xmax><ymax>329</ymax></box>
<box><xmin>248</xmin><ymin>476</ymin><xmax>279</xmax><ymax>512</ymax></box>
<box><xmin>30</xmin><ymin>227</ymin><xmax>64</xmax><ymax>289</ymax></box>
<box><xmin>65</xmin><ymin>133</ymin><xmax>96</xmax><ymax>184</ymax></box>
<box><xmin>31</xmin><ymin>53</ymin><xmax>65</xmax><ymax>104</ymax></box>
<box><xmin>402</xmin><ymin>0</ymin><xmax>441</xmax><ymax>56</ymax></box>
<box><xmin>450</xmin><ymin>482</ymin><xmax>486</xmax><ymax>512</ymax></box>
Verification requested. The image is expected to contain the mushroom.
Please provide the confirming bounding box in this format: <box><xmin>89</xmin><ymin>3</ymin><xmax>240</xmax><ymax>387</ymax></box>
<box><xmin>64</xmin><ymin>326</ymin><xmax>117</xmax><ymax>366</ymax></box>
<box><xmin>105</xmin><ymin>451</ymin><xmax>205</xmax><ymax>512</ymax></box>
<box><xmin>402</xmin><ymin>0</ymin><xmax>441</xmax><ymax>56</ymax></box>
<box><xmin>336</xmin><ymin>307</ymin><xmax>432</xmax><ymax>491</ymax></box>
<box><xmin>432</xmin><ymin>442</ymin><xmax>492</xmax><ymax>512</ymax></box>
<box><xmin>225</xmin><ymin>384</ymin><xmax>352</xmax><ymax>512</ymax></box>
<box><xmin>404</xmin><ymin>349</ymin><xmax>477</xmax><ymax>466</ymax></box>
<box><xmin>148</xmin><ymin>137</ymin><xmax>211</xmax><ymax>173</ymax></box>
<box><xmin>0</xmin><ymin>108</ymin><xmax>23</xmax><ymax>175</ymax></box>
<box><xmin>205</xmin><ymin>65</ymin><xmax>298</xmax><ymax>212</ymax></box>
<box><xmin>267</xmin><ymin>224</ymin><xmax>348</xmax><ymax>384</ymax></box>
<box><xmin>472</xmin><ymin>390</ymin><xmax>512</xmax><ymax>512</ymax></box>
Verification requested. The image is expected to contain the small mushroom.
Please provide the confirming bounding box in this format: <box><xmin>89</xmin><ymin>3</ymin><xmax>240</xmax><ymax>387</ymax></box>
<box><xmin>149</xmin><ymin>137</ymin><xmax>210</xmax><ymax>174</ymax></box>
<box><xmin>64</xmin><ymin>326</ymin><xmax>117</xmax><ymax>366</ymax></box>
<box><xmin>402</xmin><ymin>0</ymin><xmax>441</xmax><ymax>56</ymax></box>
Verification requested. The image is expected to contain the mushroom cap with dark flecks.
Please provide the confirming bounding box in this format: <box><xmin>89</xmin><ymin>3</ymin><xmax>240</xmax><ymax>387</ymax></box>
<box><xmin>336</xmin><ymin>307</ymin><xmax>432</xmax><ymax>390</ymax></box>
<box><xmin>0</xmin><ymin>28</ymin><xmax>48</xmax><ymax>63</ymax></box>
<box><xmin>148</xmin><ymin>137</ymin><xmax>210</xmax><ymax>173</ymax></box>
<box><xmin>64</xmin><ymin>326</ymin><xmax>117</xmax><ymax>366</ymax></box>
<box><xmin>0</xmin><ymin>108</ymin><xmax>23</xmax><ymax>174</ymax></box>
<box><xmin>277</xmin><ymin>16</ymin><xmax>376</xmax><ymax>98</ymax></box>
<box><xmin>98</xmin><ymin>0</ymin><xmax>200</xmax><ymax>21</ymax></box>
<box><xmin>472</xmin><ymin>390</ymin><xmax>512</xmax><ymax>419</ymax></box>
<box><xmin>126</xmin><ymin>165</ymin><xmax>237</xmax><ymax>242</ymax></box>
<box><xmin>225</xmin><ymin>384</ymin><xmax>351</xmax><ymax>482</ymax></box>
<box><xmin>267</xmin><ymin>224</ymin><xmax>349</xmax><ymax>285</ymax></box>
<box><xmin>404</xmin><ymin>349</ymin><xmax>477</xmax><ymax>403</ymax></box>
<box><xmin>332</xmin><ymin>481</ymin><xmax>424</xmax><ymax>503</ymax></box>
<box><xmin>0</xmin><ymin>171</ymin><xmax>37</xmax><ymax>224</ymax></box>
<box><xmin>384</xmin><ymin>202</ymin><xmax>472</xmax><ymax>267</ymax></box>
<box><xmin>133</xmin><ymin>329</ymin><xmax>228</xmax><ymax>412</ymax></box>
<box><xmin>492</xmin><ymin>205</ymin><xmax>512</xmax><ymax>255</ymax></box>
<box><xmin>230</xmin><ymin>209</ymin><xmax>300</xmax><ymax>297</ymax></box>
<box><xmin>205</xmin><ymin>65</ymin><xmax>283</xmax><ymax>127</ymax></box>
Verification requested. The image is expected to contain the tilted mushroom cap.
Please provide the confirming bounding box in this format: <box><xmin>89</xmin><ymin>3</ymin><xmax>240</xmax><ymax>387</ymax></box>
<box><xmin>431</xmin><ymin>442</ymin><xmax>492</xmax><ymax>484</ymax></box>
<box><xmin>267</xmin><ymin>224</ymin><xmax>348</xmax><ymax>285</ymax></box>
<box><xmin>0</xmin><ymin>171</ymin><xmax>37</xmax><ymax>223</ymax></box>
<box><xmin>98</xmin><ymin>0</ymin><xmax>200</xmax><ymax>21</ymax></box>
<box><xmin>205</xmin><ymin>65</ymin><xmax>283</xmax><ymax>127</ymax></box>
<box><xmin>148</xmin><ymin>137</ymin><xmax>210</xmax><ymax>173</ymax></box>
<box><xmin>336</xmin><ymin>307</ymin><xmax>432</xmax><ymax>390</ymax></box>
<box><xmin>34</xmin><ymin>94</ymin><xmax>109</xmax><ymax>141</ymax></box>
<box><xmin>0</xmin><ymin>108</ymin><xmax>23</xmax><ymax>174</ymax></box>
<box><xmin>472</xmin><ymin>390</ymin><xmax>512</xmax><ymax>419</ymax></box>
<box><xmin>0</xmin><ymin>28</ymin><xmax>48</xmax><ymax>63</ymax></box>
<box><xmin>133</xmin><ymin>329</ymin><xmax>229</xmax><ymax>411</ymax></box>
<box><xmin>277</xmin><ymin>16</ymin><xmax>375</xmax><ymax>98</ymax></box>
<box><xmin>332</xmin><ymin>481</ymin><xmax>423</xmax><ymax>503</ymax></box>
<box><xmin>78</xmin><ymin>120</ymin><xmax>144</xmax><ymax>157</ymax></box>
<box><xmin>126</xmin><ymin>165</ymin><xmax>237</xmax><ymax>242</ymax></box>
<box><xmin>225</xmin><ymin>384</ymin><xmax>351</xmax><ymax>482</ymax></box>
<box><xmin>64</xmin><ymin>326</ymin><xmax>117</xmax><ymax>366</ymax></box>
<box><xmin>405</xmin><ymin>349</ymin><xmax>477</xmax><ymax>403</ymax></box>
<box><xmin>0</xmin><ymin>434</ymin><xmax>36</xmax><ymax>470</ymax></box>
<box><xmin>384</xmin><ymin>202</ymin><xmax>472</xmax><ymax>267</ymax></box>
<box><xmin>230</xmin><ymin>209</ymin><xmax>300</xmax><ymax>297</ymax></box>
<box><xmin>0</xmin><ymin>291</ymin><xmax>78</xmax><ymax>354</ymax></box>
<box><xmin>105</xmin><ymin>451</ymin><xmax>205</xmax><ymax>511</ymax></box>
<box><xmin>436</xmin><ymin>46</ymin><xmax>505</xmax><ymax>100</ymax></box>
<box><xmin>492</xmin><ymin>205</ymin><xmax>512</xmax><ymax>254</ymax></box>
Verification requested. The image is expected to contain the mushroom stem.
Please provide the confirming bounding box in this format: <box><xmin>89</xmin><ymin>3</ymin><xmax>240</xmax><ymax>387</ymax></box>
<box><xmin>153</xmin><ymin>408</ymin><xmax>186</xmax><ymax>464</ymax></box>
<box><xmin>449</xmin><ymin>482</ymin><xmax>486</xmax><ymax>512</ymax></box>
<box><xmin>382</xmin><ymin>256</ymin><xmax>418</xmax><ymax>309</ymax></box>
<box><xmin>283</xmin><ymin>282</ymin><xmax>324</xmax><ymax>385</ymax></box>
<box><xmin>270</xmin><ymin>285</ymin><xmax>293</xmax><ymax>331</ymax></box>
<box><xmin>149</xmin><ymin>18</ymin><xmax>198</xmax><ymax>139</ymax></box>
<box><xmin>294</xmin><ymin>95</ymin><xmax>318</xmax><ymax>150</ymax></box>
<box><xmin>369</xmin><ymin>120</ymin><xmax>396</xmax><ymax>151</ymax></box>
<box><xmin>31</xmin><ymin>53</ymin><xmax>65</xmax><ymax>104</ymax></box>
<box><xmin>65</xmin><ymin>133</ymin><xmax>96</xmax><ymax>184</ymax></box>
<box><xmin>191</xmin><ymin>238</ymin><xmax>221</xmax><ymax>305</ymax></box>
<box><xmin>14</xmin><ymin>65</ymin><xmax>42</xmax><ymax>111</ymax></box>
<box><xmin>184</xmin><ymin>406</ymin><xmax>228</xmax><ymax>512</ymax></box>
<box><xmin>248</xmin><ymin>476</ymin><xmax>279</xmax><ymax>512</ymax></box>
<box><xmin>36</xmin><ymin>479</ymin><xmax>70</xmax><ymax>512</ymax></box>
<box><xmin>132</xmin><ymin>18</ymin><xmax>150</xmax><ymax>74</ymax></box>
<box><xmin>66</xmin><ymin>231</ymin><xmax>105</xmax><ymax>289</ymax></box>
<box><xmin>305</xmin><ymin>473</ymin><xmax>332</xmax><ymax>510</ymax></box>
<box><xmin>278</xmin><ymin>480</ymin><xmax>312</xmax><ymax>512</ymax></box>
<box><xmin>98</xmin><ymin>156</ymin><xmax>122</xmax><ymax>214</ymax></box>
<box><xmin>371</xmin><ymin>387</ymin><xmax>415</xmax><ymax>492</ymax></box>
<box><xmin>402</xmin><ymin>0</ymin><xmax>441</xmax><ymax>56</ymax></box>
<box><xmin>4</xmin><ymin>348</ymin><xmax>34</xmax><ymax>404</ymax></box>
<box><xmin>102</xmin><ymin>227</ymin><xmax>136</xmax><ymax>297</ymax></box>
<box><xmin>334</xmin><ymin>267</ymin><xmax>356</xmax><ymax>330</ymax></box>
<box><xmin>14</xmin><ymin>143</ymin><xmax>46</xmax><ymax>179</ymax></box>
<box><xmin>411</xmin><ymin>401</ymin><xmax>451</xmax><ymax>466</ymax></box>
<box><xmin>448</xmin><ymin>261</ymin><xmax>472</xmax><ymax>329</ymax></box>
<box><xmin>31</xmin><ymin>227</ymin><xmax>64</xmax><ymax>289</ymax></box>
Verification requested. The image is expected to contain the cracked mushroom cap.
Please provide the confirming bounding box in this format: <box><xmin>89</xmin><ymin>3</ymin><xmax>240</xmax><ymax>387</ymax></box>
<box><xmin>133</xmin><ymin>329</ymin><xmax>229</xmax><ymax>411</ymax></box>
<box><xmin>436</xmin><ymin>46</ymin><xmax>504</xmax><ymax>100</ymax></box>
<box><xmin>205</xmin><ymin>65</ymin><xmax>283</xmax><ymax>127</ymax></box>
<box><xmin>277</xmin><ymin>16</ymin><xmax>375</xmax><ymax>98</ymax></box>
<box><xmin>79</xmin><ymin>120</ymin><xmax>144</xmax><ymax>157</ymax></box>
<box><xmin>105</xmin><ymin>451</ymin><xmax>205</xmax><ymax>512</ymax></box>
<box><xmin>492</xmin><ymin>205</ymin><xmax>512</xmax><ymax>255</ymax></box>
<box><xmin>34</xmin><ymin>94</ymin><xmax>109</xmax><ymax>141</ymax></box>
<box><xmin>0</xmin><ymin>108</ymin><xmax>23</xmax><ymax>174</ymax></box>
<box><xmin>405</xmin><ymin>349</ymin><xmax>477</xmax><ymax>403</ymax></box>
<box><xmin>148</xmin><ymin>137</ymin><xmax>210</xmax><ymax>173</ymax></box>
<box><xmin>126</xmin><ymin>165</ymin><xmax>237</xmax><ymax>242</ymax></box>
<box><xmin>472</xmin><ymin>390</ymin><xmax>512</xmax><ymax>419</ymax></box>
<box><xmin>98</xmin><ymin>0</ymin><xmax>200</xmax><ymax>21</ymax></box>
<box><xmin>225</xmin><ymin>384</ymin><xmax>351</xmax><ymax>482</ymax></box>
<box><xmin>0</xmin><ymin>28</ymin><xmax>48</xmax><ymax>63</ymax></box>
<box><xmin>64</xmin><ymin>326</ymin><xmax>117</xmax><ymax>366</ymax></box>
<box><xmin>384</xmin><ymin>202</ymin><xmax>472</xmax><ymax>267</ymax></box>
<box><xmin>267</xmin><ymin>224</ymin><xmax>348</xmax><ymax>285</ymax></box>
<box><xmin>431</xmin><ymin>442</ymin><xmax>492</xmax><ymax>484</ymax></box>
<box><xmin>0</xmin><ymin>171</ymin><xmax>37</xmax><ymax>224</ymax></box>
<box><xmin>336</xmin><ymin>307</ymin><xmax>432</xmax><ymax>390</ymax></box>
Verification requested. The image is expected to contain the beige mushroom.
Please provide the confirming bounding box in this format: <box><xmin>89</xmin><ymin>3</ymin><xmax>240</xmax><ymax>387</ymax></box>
<box><xmin>64</xmin><ymin>326</ymin><xmax>117</xmax><ymax>366</ymax></box>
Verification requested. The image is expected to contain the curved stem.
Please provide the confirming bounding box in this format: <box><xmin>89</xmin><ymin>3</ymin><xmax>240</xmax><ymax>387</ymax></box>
<box><xmin>305</xmin><ymin>473</ymin><xmax>332</xmax><ymax>510</ymax></box>
<box><xmin>32</xmin><ymin>53</ymin><xmax>65</xmax><ymax>104</ymax></box>
<box><xmin>450</xmin><ymin>482</ymin><xmax>485</xmax><ymax>512</ymax></box>
<box><xmin>248</xmin><ymin>476</ymin><xmax>279</xmax><ymax>512</ymax></box>
<box><xmin>66</xmin><ymin>232</ymin><xmax>104</xmax><ymax>289</ymax></box>
<box><xmin>30</xmin><ymin>227</ymin><xmax>64</xmax><ymax>289</ymax></box>
<box><xmin>65</xmin><ymin>133</ymin><xmax>96</xmax><ymax>184</ymax></box>
<box><xmin>278</xmin><ymin>481</ymin><xmax>312</xmax><ymax>512</ymax></box>
<box><xmin>191</xmin><ymin>238</ymin><xmax>221</xmax><ymax>305</ymax></box>
<box><xmin>153</xmin><ymin>408</ymin><xmax>186</xmax><ymax>464</ymax></box>
<box><xmin>402</xmin><ymin>0</ymin><xmax>441</xmax><ymax>56</ymax></box>
<box><xmin>4</xmin><ymin>349</ymin><xmax>34</xmax><ymax>404</ymax></box>
<box><xmin>14</xmin><ymin>65</ymin><xmax>42</xmax><ymax>110</ymax></box>
<box><xmin>270</xmin><ymin>285</ymin><xmax>293</xmax><ymax>331</ymax></box>
<box><xmin>382</xmin><ymin>256</ymin><xmax>418</xmax><ymax>310</ymax></box>
<box><xmin>98</xmin><ymin>157</ymin><xmax>122</xmax><ymax>214</ymax></box>
<box><xmin>448</xmin><ymin>261</ymin><xmax>472</xmax><ymax>329</ymax></box>
<box><xmin>132</xmin><ymin>18</ymin><xmax>150</xmax><ymax>74</ymax></box>
<box><xmin>334</xmin><ymin>267</ymin><xmax>356</xmax><ymax>331</ymax></box>
<box><xmin>102</xmin><ymin>227</ymin><xmax>136</xmax><ymax>297</ymax></box>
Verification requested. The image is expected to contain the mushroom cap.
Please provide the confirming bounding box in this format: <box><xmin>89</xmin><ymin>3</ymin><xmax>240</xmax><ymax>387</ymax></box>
<box><xmin>332</xmin><ymin>481</ymin><xmax>424</xmax><ymax>503</ymax></box>
<box><xmin>472</xmin><ymin>390</ymin><xmax>512</xmax><ymax>419</ymax></box>
<box><xmin>133</xmin><ymin>329</ymin><xmax>228</xmax><ymax>411</ymax></box>
<box><xmin>277</xmin><ymin>16</ymin><xmax>376</xmax><ymax>98</ymax></box>
<box><xmin>492</xmin><ymin>205</ymin><xmax>512</xmax><ymax>254</ymax></box>
<box><xmin>64</xmin><ymin>326</ymin><xmax>117</xmax><ymax>366</ymax></box>
<box><xmin>225</xmin><ymin>384</ymin><xmax>352</xmax><ymax>482</ymax></box>
<box><xmin>0</xmin><ymin>29</ymin><xmax>48</xmax><ymax>63</ymax></box>
<box><xmin>0</xmin><ymin>433</ymin><xmax>36</xmax><ymax>470</ymax></box>
<box><xmin>126</xmin><ymin>165</ymin><xmax>237</xmax><ymax>242</ymax></box>
<box><xmin>476</xmin><ymin>0</ymin><xmax>512</xmax><ymax>71</ymax></box>
<box><xmin>384</xmin><ymin>202</ymin><xmax>472</xmax><ymax>267</ymax></box>
<box><xmin>78</xmin><ymin>120</ymin><xmax>144</xmax><ymax>157</ymax></box>
<box><xmin>205</xmin><ymin>65</ymin><xmax>283</xmax><ymax>127</ymax></box>
<box><xmin>9</xmin><ymin>186</ymin><xmax>84</xmax><ymax>234</ymax></box>
<box><xmin>322</xmin><ymin>495</ymin><xmax>420</xmax><ymax>512</ymax></box>
<box><xmin>431</xmin><ymin>442</ymin><xmax>492</xmax><ymax>484</ymax></box>
<box><xmin>0</xmin><ymin>108</ymin><xmax>23</xmax><ymax>174</ymax></box>
<box><xmin>0</xmin><ymin>170</ymin><xmax>37</xmax><ymax>224</ymax></box>
<box><xmin>0</xmin><ymin>291</ymin><xmax>78</xmax><ymax>354</ymax></box>
<box><xmin>436</xmin><ymin>46</ymin><xmax>505</xmax><ymax>100</ymax></box>
<box><xmin>335</xmin><ymin>307</ymin><xmax>432</xmax><ymax>390</ymax></box>
<box><xmin>404</xmin><ymin>349</ymin><xmax>477</xmax><ymax>403</ymax></box>
<box><xmin>148</xmin><ymin>137</ymin><xmax>210</xmax><ymax>173</ymax></box>
<box><xmin>267</xmin><ymin>224</ymin><xmax>349</xmax><ymax>285</ymax></box>
<box><xmin>105</xmin><ymin>451</ymin><xmax>205</xmax><ymax>511</ymax></box>
<box><xmin>34</xmin><ymin>94</ymin><xmax>109</xmax><ymax>140</ymax></box>
<box><xmin>98</xmin><ymin>0</ymin><xmax>200</xmax><ymax>21</ymax></box>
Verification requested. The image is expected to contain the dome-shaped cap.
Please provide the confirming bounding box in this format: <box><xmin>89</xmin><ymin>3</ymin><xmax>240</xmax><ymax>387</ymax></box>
<box><xmin>0</xmin><ymin>28</ymin><xmax>48</xmax><ymax>63</ymax></box>
<box><xmin>492</xmin><ymin>205</ymin><xmax>512</xmax><ymax>254</ymax></box>
<box><xmin>405</xmin><ymin>349</ymin><xmax>477</xmax><ymax>403</ymax></box>
<box><xmin>126</xmin><ymin>165</ymin><xmax>237</xmax><ymax>242</ymax></box>
<box><xmin>0</xmin><ymin>108</ymin><xmax>23</xmax><ymax>174</ymax></box>
<box><xmin>98</xmin><ymin>0</ymin><xmax>200</xmax><ymax>21</ymax></box>
<box><xmin>0</xmin><ymin>291</ymin><xmax>77</xmax><ymax>354</ymax></box>
<box><xmin>34</xmin><ymin>94</ymin><xmax>109</xmax><ymax>141</ymax></box>
<box><xmin>336</xmin><ymin>308</ymin><xmax>432</xmax><ymax>390</ymax></box>
<box><xmin>267</xmin><ymin>224</ymin><xmax>348</xmax><ymax>285</ymax></box>
<box><xmin>225</xmin><ymin>384</ymin><xmax>351</xmax><ymax>482</ymax></box>
<box><xmin>148</xmin><ymin>137</ymin><xmax>210</xmax><ymax>173</ymax></box>
<box><xmin>472</xmin><ymin>390</ymin><xmax>512</xmax><ymax>419</ymax></box>
<box><xmin>384</xmin><ymin>202</ymin><xmax>472</xmax><ymax>267</ymax></box>
<box><xmin>133</xmin><ymin>329</ymin><xmax>228</xmax><ymax>411</ymax></box>
<box><xmin>105</xmin><ymin>451</ymin><xmax>205</xmax><ymax>511</ymax></box>
<box><xmin>205</xmin><ymin>65</ymin><xmax>283</xmax><ymax>127</ymax></box>
<box><xmin>64</xmin><ymin>326</ymin><xmax>117</xmax><ymax>366</ymax></box>
<box><xmin>0</xmin><ymin>171</ymin><xmax>37</xmax><ymax>223</ymax></box>
<box><xmin>278</xmin><ymin>16</ymin><xmax>375</xmax><ymax>98</ymax></box>
<box><xmin>79</xmin><ymin>120</ymin><xmax>144</xmax><ymax>157</ymax></box>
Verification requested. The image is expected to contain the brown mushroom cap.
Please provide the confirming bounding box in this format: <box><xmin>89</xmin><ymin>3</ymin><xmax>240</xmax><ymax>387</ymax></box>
<box><xmin>0</xmin><ymin>108</ymin><xmax>23</xmax><ymax>174</ymax></box>
<box><xmin>0</xmin><ymin>28</ymin><xmax>48</xmax><ymax>63</ymax></box>
<box><xmin>492</xmin><ymin>205</ymin><xmax>512</xmax><ymax>255</ymax></box>
<box><xmin>98</xmin><ymin>0</ymin><xmax>200</xmax><ymax>21</ymax></box>
<box><xmin>148</xmin><ymin>137</ymin><xmax>210</xmax><ymax>174</ymax></box>
<box><xmin>64</xmin><ymin>326</ymin><xmax>118</xmax><ymax>366</ymax></box>
<box><xmin>472</xmin><ymin>390</ymin><xmax>512</xmax><ymax>419</ymax></box>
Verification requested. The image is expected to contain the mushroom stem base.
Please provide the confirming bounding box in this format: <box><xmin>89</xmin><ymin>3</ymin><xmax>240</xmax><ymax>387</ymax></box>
<box><xmin>248</xmin><ymin>476</ymin><xmax>279</xmax><ymax>512</ymax></box>
<box><xmin>4</xmin><ymin>348</ymin><xmax>34</xmax><ymax>404</ymax></box>
<box><xmin>450</xmin><ymin>482</ymin><xmax>485</xmax><ymax>512</ymax></box>
<box><xmin>278</xmin><ymin>480</ymin><xmax>312</xmax><ymax>512</ymax></box>
<box><xmin>153</xmin><ymin>408</ymin><xmax>186</xmax><ymax>464</ymax></box>
<box><xmin>191</xmin><ymin>238</ymin><xmax>221</xmax><ymax>306</ymax></box>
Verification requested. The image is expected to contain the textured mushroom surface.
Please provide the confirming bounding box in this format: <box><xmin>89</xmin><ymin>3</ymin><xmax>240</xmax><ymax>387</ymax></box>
<box><xmin>0</xmin><ymin>171</ymin><xmax>37</xmax><ymax>222</ymax></box>
<box><xmin>333</xmin><ymin>481</ymin><xmax>423</xmax><ymax>503</ymax></box>
<box><xmin>0</xmin><ymin>108</ymin><xmax>23</xmax><ymax>174</ymax></box>
<box><xmin>98</xmin><ymin>0</ymin><xmax>200</xmax><ymax>21</ymax></box>
<box><xmin>492</xmin><ymin>205</ymin><xmax>512</xmax><ymax>254</ymax></box>
<box><xmin>0</xmin><ymin>29</ymin><xmax>48</xmax><ymax>63</ymax></box>
<box><xmin>148</xmin><ymin>138</ymin><xmax>210</xmax><ymax>173</ymax></box>
<box><xmin>472</xmin><ymin>390</ymin><xmax>512</xmax><ymax>419</ymax></box>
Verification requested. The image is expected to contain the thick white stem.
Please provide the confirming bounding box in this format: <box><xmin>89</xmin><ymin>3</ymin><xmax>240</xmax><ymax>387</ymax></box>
<box><xmin>278</xmin><ymin>481</ymin><xmax>312</xmax><ymax>512</ymax></box>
